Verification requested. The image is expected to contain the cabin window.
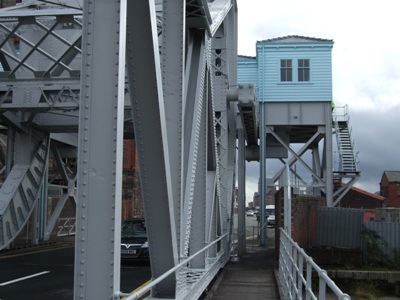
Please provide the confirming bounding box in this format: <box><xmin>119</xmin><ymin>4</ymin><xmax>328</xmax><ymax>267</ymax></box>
<box><xmin>280</xmin><ymin>59</ymin><xmax>292</xmax><ymax>82</ymax></box>
<box><xmin>298</xmin><ymin>59</ymin><xmax>310</xmax><ymax>81</ymax></box>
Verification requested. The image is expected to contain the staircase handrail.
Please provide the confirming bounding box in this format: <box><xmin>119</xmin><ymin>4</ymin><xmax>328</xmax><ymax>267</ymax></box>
<box><xmin>332</xmin><ymin>104</ymin><xmax>350</xmax><ymax>121</ymax></box>
<box><xmin>333</xmin><ymin>118</ymin><xmax>344</xmax><ymax>171</ymax></box>
<box><xmin>332</xmin><ymin>104</ymin><xmax>359</xmax><ymax>173</ymax></box>
<box><xmin>332</xmin><ymin>104</ymin><xmax>349</xmax><ymax>123</ymax></box>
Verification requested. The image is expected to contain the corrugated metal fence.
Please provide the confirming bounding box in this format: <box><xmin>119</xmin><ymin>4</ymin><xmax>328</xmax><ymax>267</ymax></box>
<box><xmin>317</xmin><ymin>207</ymin><xmax>400</xmax><ymax>260</ymax></box>
<box><xmin>364</xmin><ymin>222</ymin><xmax>400</xmax><ymax>260</ymax></box>
<box><xmin>317</xmin><ymin>207</ymin><xmax>364</xmax><ymax>249</ymax></box>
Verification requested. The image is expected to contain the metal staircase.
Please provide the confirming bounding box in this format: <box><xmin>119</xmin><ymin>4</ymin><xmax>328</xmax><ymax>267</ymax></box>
<box><xmin>0</xmin><ymin>134</ymin><xmax>50</xmax><ymax>250</ymax></box>
<box><xmin>335</xmin><ymin>120</ymin><xmax>357</xmax><ymax>173</ymax></box>
<box><xmin>332</xmin><ymin>105</ymin><xmax>360</xmax><ymax>206</ymax></box>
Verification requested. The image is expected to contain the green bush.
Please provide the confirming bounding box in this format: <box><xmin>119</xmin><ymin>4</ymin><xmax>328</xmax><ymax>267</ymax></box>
<box><xmin>362</xmin><ymin>228</ymin><xmax>393</xmax><ymax>268</ymax></box>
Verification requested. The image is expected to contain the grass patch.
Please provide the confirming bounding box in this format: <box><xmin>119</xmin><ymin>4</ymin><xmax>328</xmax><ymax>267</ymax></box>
<box><xmin>334</xmin><ymin>279</ymin><xmax>398</xmax><ymax>300</ymax></box>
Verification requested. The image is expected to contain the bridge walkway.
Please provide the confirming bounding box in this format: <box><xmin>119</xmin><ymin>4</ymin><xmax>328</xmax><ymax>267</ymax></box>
<box><xmin>205</xmin><ymin>232</ymin><xmax>282</xmax><ymax>300</ymax></box>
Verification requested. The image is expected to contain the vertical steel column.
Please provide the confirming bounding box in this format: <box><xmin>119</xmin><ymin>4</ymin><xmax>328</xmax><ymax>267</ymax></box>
<box><xmin>74</xmin><ymin>0</ymin><xmax>124</xmax><ymax>298</ymax></box>
<box><xmin>34</xmin><ymin>168</ymin><xmax>49</xmax><ymax>244</ymax></box>
<box><xmin>31</xmin><ymin>202</ymin><xmax>39</xmax><ymax>245</ymax></box>
<box><xmin>237</xmin><ymin>122</ymin><xmax>246</xmax><ymax>255</ymax></box>
<box><xmin>211</xmin><ymin>5</ymin><xmax>238</xmax><ymax>260</ymax></box>
<box><xmin>6</xmin><ymin>128</ymin><xmax>14</xmax><ymax>175</ymax></box>
<box><xmin>226</xmin><ymin>4</ymin><xmax>238</xmax><ymax>255</ymax></box>
<box><xmin>39</xmin><ymin>178</ymin><xmax>45</xmax><ymax>241</ymax></box>
<box><xmin>284</xmin><ymin>163</ymin><xmax>292</xmax><ymax>236</ymax></box>
<box><xmin>226</xmin><ymin>2</ymin><xmax>238</xmax><ymax>84</ymax></box>
<box><xmin>39</xmin><ymin>169</ymin><xmax>48</xmax><ymax>241</ymax></box>
<box><xmin>312</xmin><ymin>145</ymin><xmax>321</xmax><ymax>197</ymax></box>
<box><xmin>206</xmin><ymin>80</ymin><xmax>219</xmax><ymax>261</ymax></box>
<box><xmin>189</xmin><ymin>71</ymin><xmax>208</xmax><ymax>269</ymax></box>
<box><xmin>114</xmin><ymin>0</ymin><xmax>127</xmax><ymax>293</ymax></box>
<box><xmin>39</xmin><ymin>141</ymin><xmax>51</xmax><ymax>242</ymax></box>
<box><xmin>180</xmin><ymin>30</ymin><xmax>207</xmax><ymax>260</ymax></box>
<box><xmin>325</xmin><ymin>103</ymin><xmax>334</xmax><ymax>206</ymax></box>
<box><xmin>161</xmin><ymin>0</ymin><xmax>185</xmax><ymax>263</ymax></box>
<box><xmin>125</xmin><ymin>1</ymin><xmax>176</xmax><ymax>297</ymax></box>
<box><xmin>259</xmin><ymin>102</ymin><xmax>266</xmax><ymax>246</ymax></box>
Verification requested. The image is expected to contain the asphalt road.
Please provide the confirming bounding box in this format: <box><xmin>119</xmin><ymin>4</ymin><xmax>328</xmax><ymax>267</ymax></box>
<box><xmin>0</xmin><ymin>214</ymin><xmax>271</xmax><ymax>300</ymax></box>
<box><xmin>0</xmin><ymin>245</ymin><xmax>151</xmax><ymax>300</ymax></box>
<box><xmin>232</xmin><ymin>213</ymin><xmax>276</xmax><ymax>249</ymax></box>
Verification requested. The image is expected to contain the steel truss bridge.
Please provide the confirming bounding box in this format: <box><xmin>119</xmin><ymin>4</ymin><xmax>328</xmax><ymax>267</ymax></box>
<box><xmin>0</xmin><ymin>0</ymin><xmax>356</xmax><ymax>299</ymax></box>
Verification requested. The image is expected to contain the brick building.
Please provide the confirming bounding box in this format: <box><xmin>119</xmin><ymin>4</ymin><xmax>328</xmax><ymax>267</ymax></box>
<box><xmin>380</xmin><ymin>171</ymin><xmax>400</xmax><ymax>207</ymax></box>
<box><xmin>252</xmin><ymin>189</ymin><xmax>276</xmax><ymax>209</ymax></box>
<box><xmin>122</xmin><ymin>139</ymin><xmax>144</xmax><ymax>220</ymax></box>
<box><xmin>274</xmin><ymin>188</ymin><xmax>323</xmax><ymax>254</ymax></box>
<box><xmin>0</xmin><ymin>0</ymin><xmax>19</xmax><ymax>8</ymax></box>
<box><xmin>274</xmin><ymin>185</ymin><xmax>384</xmax><ymax>251</ymax></box>
<box><xmin>339</xmin><ymin>185</ymin><xmax>384</xmax><ymax>209</ymax></box>
<box><xmin>43</xmin><ymin>138</ymin><xmax>142</xmax><ymax>238</ymax></box>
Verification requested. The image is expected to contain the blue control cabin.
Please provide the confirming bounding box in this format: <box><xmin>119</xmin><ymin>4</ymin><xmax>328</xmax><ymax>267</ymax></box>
<box><xmin>238</xmin><ymin>35</ymin><xmax>334</xmax><ymax>103</ymax></box>
<box><xmin>238</xmin><ymin>35</ymin><xmax>339</xmax><ymax>207</ymax></box>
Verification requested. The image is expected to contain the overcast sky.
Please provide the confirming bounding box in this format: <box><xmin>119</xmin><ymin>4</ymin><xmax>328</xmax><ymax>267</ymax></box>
<box><xmin>236</xmin><ymin>0</ymin><xmax>400</xmax><ymax>203</ymax></box>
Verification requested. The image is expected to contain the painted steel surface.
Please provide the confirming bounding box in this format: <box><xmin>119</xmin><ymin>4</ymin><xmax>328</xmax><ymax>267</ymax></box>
<box><xmin>0</xmin><ymin>1</ymin><xmax>241</xmax><ymax>298</ymax></box>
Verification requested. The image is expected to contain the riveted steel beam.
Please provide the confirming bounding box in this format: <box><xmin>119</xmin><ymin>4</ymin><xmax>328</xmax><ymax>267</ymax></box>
<box><xmin>73</xmin><ymin>0</ymin><xmax>124</xmax><ymax>298</ymax></box>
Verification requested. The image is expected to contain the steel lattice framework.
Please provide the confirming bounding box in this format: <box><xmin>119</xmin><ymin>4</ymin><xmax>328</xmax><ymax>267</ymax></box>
<box><xmin>0</xmin><ymin>1</ymin><xmax>255</xmax><ymax>299</ymax></box>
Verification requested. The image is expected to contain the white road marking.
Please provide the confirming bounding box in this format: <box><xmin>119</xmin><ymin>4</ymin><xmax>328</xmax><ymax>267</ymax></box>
<box><xmin>0</xmin><ymin>271</ymin><xmax>50</xmax><ymax>286</ymax></box>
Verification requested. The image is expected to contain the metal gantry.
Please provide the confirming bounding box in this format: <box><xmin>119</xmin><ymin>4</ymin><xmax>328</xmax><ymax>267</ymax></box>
<box><xmin>0</xmin><ymin>0</ymin><xmax>357</xmax><ymax>299</ymax></box>
<box><xmin>0</xmin><ymin>1</ymin><xmax>84</xmax><ymax>250</ymax></box>
<box><xmin>122</xmin><ymin>1</ymin><xmax>240</xmax><ymax>298</ymax></box>
<box><xmin>0</xmin><ymin>0</ymin><xmax>253</xmax><ymax>299</ymax></box>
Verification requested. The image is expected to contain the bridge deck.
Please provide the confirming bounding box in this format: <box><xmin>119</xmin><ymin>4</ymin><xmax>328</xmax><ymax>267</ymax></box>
<box><xmin>205</xmin><ymin>239</ymin><xmax>281</xmax><ymax>300</ymax></box>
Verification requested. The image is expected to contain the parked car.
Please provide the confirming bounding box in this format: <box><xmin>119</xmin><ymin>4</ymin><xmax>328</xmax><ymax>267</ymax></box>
<box><xmin>121</xmin><ymin>218</ymin><xmax>149</xmax><ymax>260</ymax></box>
<box><xmin>266</xmin><ymin>205</ymin><xmax>275</xmax><ymax>227</ymax></box>
<box><xmin>246</xmin><ymin>210</ymin><xmax>255</xmax><ymax>217</ymax></box>
<box><xmin>256</xmin><ymin>205</ymin><xmax>275</xmax><ymax>227</ymax></box>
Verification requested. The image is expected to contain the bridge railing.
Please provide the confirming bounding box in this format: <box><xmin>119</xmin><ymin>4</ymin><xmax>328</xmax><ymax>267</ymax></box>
<box><xmin>279</xmin><ymin>228</ymin><xmax>351</xmax><ymax>300</ymax></box>
<box><xmin>117</xmin><ymin>232</ymin><xmax>229</xmax><ymax>300</ymax></box>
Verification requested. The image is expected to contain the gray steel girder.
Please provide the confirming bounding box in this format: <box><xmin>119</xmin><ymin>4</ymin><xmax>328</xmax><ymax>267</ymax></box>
<box><xmin>126</xmin><ymin>1</ymin><xmax>176</xmax><ymax>297</ymax></box>
<box><xmin>0</xmin><ymin>5</ymin><xmax>83</xmax><ymax>131</ymax></box>
<box><xmin>1</xmin><ymin>0</ymin><xmax>240</xmax><ymax>299</ymax></box>
<box><xmin>124</xmin><ymin>1</ymin><xmax>237</xmax><ymax>299</ymax></box>
<box><xmin>0</xmin><ymin>132</ymin><xmax>50</xmax><ymax>250</ymax></box>
<box><xmin>0</xmin><ymin>4</ymin><xmax>128</xmax><ymax>133</ymax></box>
<box><xmin>73</xmin><ymin>0</ymin><xmax>124</xmax><ymax>298</ymax></box>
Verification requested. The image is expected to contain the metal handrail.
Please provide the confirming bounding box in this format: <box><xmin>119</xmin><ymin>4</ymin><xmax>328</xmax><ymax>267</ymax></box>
<box><xmin>332</xmin><ymin>105</ymin><xmax>349</xmax><ymax>123</ymax></box>
<box><xmin>332</xmin><ymin>105</ymin><xmax>359</xmax><ymax>173</ymax></box>
<box><xmin>117</xmin><ymin>232</ymin><xmax>229</xmax><ymax>300</ymax></box>
<box><xmin>279</xmin><ymin>228</ymin><xmax>351</xmax><ymax>300</ymax></box>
